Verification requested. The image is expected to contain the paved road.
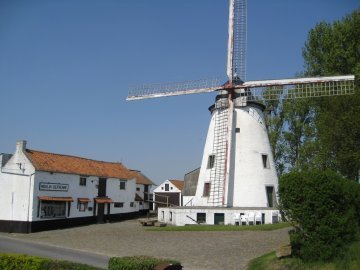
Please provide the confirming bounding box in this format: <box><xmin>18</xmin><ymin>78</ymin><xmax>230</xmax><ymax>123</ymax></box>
<box><xmin>0</xmin><ymin>235</ymin><xmax>109</xmax><ymax>269</ymax></box>
<box><xmin>1</xmin><ymin>220</ymin><xmax>290</xmax><ymax>270</ymax></box>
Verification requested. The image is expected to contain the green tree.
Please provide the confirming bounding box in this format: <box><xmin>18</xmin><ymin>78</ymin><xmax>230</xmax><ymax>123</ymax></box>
<box><xmin>282</xmin><ymin>97</ymin><xmax>316</xmax><ymax>171</ymax></box>
<box><xmin>302</xmin><ymin>10</ymin><xmax>360</xmax><ymax>180</ymax></box>
<box><xmin>279</xmin><ymin>170</ymin><xmax>360</xmax><ymax>261</ymax></box>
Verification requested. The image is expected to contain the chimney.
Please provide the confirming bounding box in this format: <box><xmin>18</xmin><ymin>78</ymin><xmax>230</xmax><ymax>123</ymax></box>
<box><xmin>16</xmin><ymin>140</ymin><xmax>27</xmax><ymax>153</ymax></box>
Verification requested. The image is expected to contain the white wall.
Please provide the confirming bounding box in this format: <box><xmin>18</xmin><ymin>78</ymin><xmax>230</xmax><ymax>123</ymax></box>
<box><xmin>32</xmin><ymin>172</ymin><xmax>99</xmax><ymax>220</ymax></box>
<box><xmin>192</xmin><ymin>102</ymin><xmax>278</xmax><ymax>208</ymax></box>
<box><xmin>158</xmin><ymin>207</ymin><xmax>280</xmax><ymax>226</ymax></box>
<box><xmin>0</xmin><ymin>143</ymin><xmax>35</xmax><ymax>222</ymax></box>
<box><xmin>229</xmin><ymin>106</ymin><xmax>278</xmax><ymax>207</ymax></box>
<box><xmin>108</xmin><ymin>178</ymin><xmax>138</xmax><ymax>213</ymax></box>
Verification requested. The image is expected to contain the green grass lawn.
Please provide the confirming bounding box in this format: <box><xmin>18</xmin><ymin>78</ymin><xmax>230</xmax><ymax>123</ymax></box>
<box><xmin>247</xmin><ymin>235</ymin><xmax>360</xmax><ymax>270</ymax></box>
<box><xmin>147</xmin><ymin>222</ymin><xmax>291</xmax><ymax>231</ymax></box>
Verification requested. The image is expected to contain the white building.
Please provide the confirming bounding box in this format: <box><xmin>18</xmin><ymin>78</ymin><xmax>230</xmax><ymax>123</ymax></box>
<box><xmin>153</xmin><ymin>179</ymin><xmax>184</xmax><ymax>209</ymax></box>
<box><xmin>0</xmin><ymin>140</ymin><xmax>153</xmax><ymax>233</ymax></box>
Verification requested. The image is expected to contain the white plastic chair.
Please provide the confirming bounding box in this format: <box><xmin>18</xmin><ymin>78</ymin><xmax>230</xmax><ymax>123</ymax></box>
<box><xmin>233</xmin><ymin>213</ymin><xmax>240</xmax><ymax>225</ymax></box>
<box><xmin>271</xmin><ymin>210</ymin><xmax>279</xmax><ymax>224</ymax></box>
<box><xmin>240</xmin><ymin>213</ymin><xmax>248</xmax><ymax>225</ymax></box>
<box><xmin>255</xmin><ymin>212</ymin><xmax>262</xmax><ymax>225</ymax></box>
<box><xmin>248</xmin><ymin>212</ymin><xmax>255</xmax><ymax>225</ymax></box>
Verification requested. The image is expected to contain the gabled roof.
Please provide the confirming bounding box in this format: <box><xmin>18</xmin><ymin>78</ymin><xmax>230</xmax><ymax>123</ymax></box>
<box><xmin>25</xmin><ymin>149</ymin><xmax>133</xmax><ymax>179</ymax></box>
<box><xmin>169</xmin><ymin>180</ymin><xmax>184</xmax><ymax>191</ymax></box>
<box><xmin>129</xmin><ymin>170</ymin><xmax>154</xmax><ymax>185</ymax></box>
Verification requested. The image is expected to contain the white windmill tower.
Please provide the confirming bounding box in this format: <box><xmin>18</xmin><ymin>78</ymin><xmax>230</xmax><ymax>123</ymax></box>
<box><xmin>127</xmin><ymin>0</ymin><xmax>354</xmax><ymax>224</ymax></box>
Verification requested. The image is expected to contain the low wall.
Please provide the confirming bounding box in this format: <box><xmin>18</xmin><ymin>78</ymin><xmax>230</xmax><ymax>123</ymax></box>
<box><xmin>157</xmin><ymin>206</ymin><xmax>280</xmax><ymax>226</ymax></box>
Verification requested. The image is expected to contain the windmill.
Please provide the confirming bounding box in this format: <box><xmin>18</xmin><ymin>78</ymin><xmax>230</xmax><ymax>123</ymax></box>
<box><xmin>127</xmin><ymin>0</ymin><xmax>354</xmax><ymax>212</ymax></box>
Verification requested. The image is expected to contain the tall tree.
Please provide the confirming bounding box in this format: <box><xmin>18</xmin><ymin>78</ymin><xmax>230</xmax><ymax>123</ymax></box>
<box><xmin>302</xmin><ymin>10</ymin><xmax>360</xmax><ymax>180</ymax></box>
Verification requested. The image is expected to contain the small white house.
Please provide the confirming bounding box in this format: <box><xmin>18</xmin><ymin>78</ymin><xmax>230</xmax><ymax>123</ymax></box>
<box><xmin>0</xmin><ymin>140</ymin><xmax>153</xmax><ymax>233</ymax></box>
<box><xmin>153</xmin><ymin>179</ymin><xmax>184</xmax><ymax>209</ymax></box>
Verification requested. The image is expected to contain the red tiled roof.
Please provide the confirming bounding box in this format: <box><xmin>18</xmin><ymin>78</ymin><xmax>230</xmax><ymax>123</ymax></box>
<box><xmin>129</xmin><ymin>170</ymin><xmax>154</xmax><ymax>185</ymax></box>
<box><xmin>25</xmin><ymin>149</ymin><xmax>133</xmax><ymax>179</ymax></box>
<box><xmin>169</xmin><ymin>180</ymin><xmax>184</xmax><ymax>191</ymax></box>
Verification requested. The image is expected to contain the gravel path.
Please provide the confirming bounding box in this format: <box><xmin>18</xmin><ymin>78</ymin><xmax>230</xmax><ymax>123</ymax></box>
<box><xmin>4</xmin><ymin>220</ymin><xmax>290</xmax><ymax>270</ymax></box>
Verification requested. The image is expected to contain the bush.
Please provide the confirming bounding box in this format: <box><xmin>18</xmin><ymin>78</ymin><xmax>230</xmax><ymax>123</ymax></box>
<box><xmin>279</xmin><ymin>170</ymin><xmax>360</xmax><ymax>261</ymax></box>
<box><xmin>108</xmin><ymin>256</ymin><xmax>181</xmax><ymax>270</ymax></box>
<box><xmin>0</xmin><ymin>253</ymin><xmax>103</xmax><ymax>270</ymax></box>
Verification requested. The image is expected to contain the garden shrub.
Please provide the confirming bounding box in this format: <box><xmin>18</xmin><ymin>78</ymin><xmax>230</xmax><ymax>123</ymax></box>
<box><xmin>0</xmin><ymin>253</ymin><xmax>103</xmax><ymax>270</ymax></box>
<box><xmin>279</xmin><ymin>170</ymin><xmax>360</xmax><ymax>261</ymax></box>
<box><xmin>0</xmin><ymin>254</ymin><xmax>43</xmax><ymax>270</ymax></box>
<box><xmin>108</xmin><ymin>255</ymin><xmax>181</xmax><ymax>270</ymax></box>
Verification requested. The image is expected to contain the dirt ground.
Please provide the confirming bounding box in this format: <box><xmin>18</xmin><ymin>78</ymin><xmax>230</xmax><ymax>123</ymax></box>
<box><xmin>6</xmin><ymin>219</ymin><xmax>290</xmax><ymax>270</ymax></box>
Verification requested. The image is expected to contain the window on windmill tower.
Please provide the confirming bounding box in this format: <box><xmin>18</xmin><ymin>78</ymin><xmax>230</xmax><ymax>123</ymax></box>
<box><xmin>203</xmin><ymin>182</ymin><xmax>211</xmax><ymax>197</ymax></box>
<box><xmin>266</xmin><ymin>186</ymin><xmax>275</xmax><ymax>208</ymax></box>
<box><xmin>207</xmin><ymin>155</ymin><xmax>215</xmax><ymax>169</ymax></box>
<box><xmin>262</xmin><ymin>154</ymin><xmax>270</xmax><ymax>168</ymax></box>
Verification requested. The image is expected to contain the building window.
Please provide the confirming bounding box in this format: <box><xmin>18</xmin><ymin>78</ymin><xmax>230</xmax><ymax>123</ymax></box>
<box><xmin>165</xmin><ymin>184</ymin><xmax>169</xmax><ymax>191</ymax></box>
<box><xmin>235</xmin><ymin>128</ymin><xmax>240</xmax><ymax>133</ymax></box>
<box><xmin>130</xmin><ymin>202</ymin><xmax>135</xmax><ymax>207</ymax></box>
<box><xmin>139</xmin><ymin>201</ymin><xmax>143</xmax><ymax>205</ymax></box>
<box><xmin>114</xmin><ymin>202</ymin><xmax>124</xmax><ymax>208</ymax></box>
<box><xmin>78</xmin><ymin>202</ymin><xmax>87</xmax><ymax>212</ymax></box>
<box><xmin>266</xmin><ymin>186</ymin><xmax>275</xmax><ymax>207</ymax></box>
<box><xmin>203</xmin><ymin>182</ymin><xmax>210</xmax><ymax>197</ymax></box>
<box><xmin>207</xmin><ymin>155</ymin><xmax>215</xmax><ymax>169</ymax></box>
<box><xmin>197</xmin><ymin>213</ymin><xmax>206</xmax><ymax>224</ymax></box>
<box><xmin>136</xmin><ymin>187</ymin><xmax>140</xmax><ymax>191</ymax></box>
<box><xmin>79</xmin><ymin>177</ymin><xmax>87</xmax><ymax>186</ymax></box>
<box><xmin>119</xmin><ymin>180</ymin><xmax>126</xmax><ymax>190</ymax></box>
<box><xmin>262</xmin><ymin>154</ymin><xmax>269</xmax><ymax>168</ymax></box>
<box><xmin>170</xmin><ymin>211</ymin><xmax>173</xmax><ymax>221</ymax></box>
<box><xmin>40</xmin><ymin>201</ymin><xmax>66</xmax><ymax>218</ymax></box>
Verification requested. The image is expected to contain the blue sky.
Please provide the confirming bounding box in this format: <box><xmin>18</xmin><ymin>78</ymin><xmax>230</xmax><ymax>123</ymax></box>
<box><xmin>1</xmin><ymin>0</ymin><xmax>358</xmax><ymax>184</ymax></box>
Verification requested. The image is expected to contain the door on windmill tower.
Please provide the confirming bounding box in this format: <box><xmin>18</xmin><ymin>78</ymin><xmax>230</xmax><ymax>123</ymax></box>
<box><xmin>214</xmin><ymin>213</ymin><xmax>225</xmax><ymax>225</ymax></box>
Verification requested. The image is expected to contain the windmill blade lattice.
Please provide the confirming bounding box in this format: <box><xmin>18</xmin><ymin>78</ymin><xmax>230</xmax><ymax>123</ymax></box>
<box><xmin>232</xmin><ymin>0</ymin><xmax>247</xmax><ymax>82</ymax></box>
<box><xmin>227</xmin><ymin>0</ymin><xmax>247</xmax><ymax>83</ymax></box>
<box><xmin>241</xmin><ymin>75</ymin><xmax>355</xmax><ymax>102</ymax></box>
<box><xmin>127</xmin><ymin>78</ymin><xmax>223</xmax><ymax>100</ymax></box>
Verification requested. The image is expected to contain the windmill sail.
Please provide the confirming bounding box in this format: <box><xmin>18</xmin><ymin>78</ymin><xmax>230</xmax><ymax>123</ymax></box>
<box><xmin>126</xmin><ymin>78</ymin><xmax>223</xmax><ymax>101</ymax></box>
<box><xmin>241</xmin><ymin>75</ymin><xmax>355</xmax><ymax>101</ymax></box>
<box><xmin>227</xmin><ymin>0</ymin><xmax>247</xmax><ymax>83</ymax></box>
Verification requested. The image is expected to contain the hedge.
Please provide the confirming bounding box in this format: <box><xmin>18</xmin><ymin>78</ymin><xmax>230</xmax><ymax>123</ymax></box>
<box><xmin>108</xmin><ymin>256</ymin><xmax>181</xmax><ymax>270</ymax></box>
<box><xmin>279</xmin><ymin>170</ymin><xmax>360</xmax><ymax>261</ymax></box>
<box><xmin>0</xmin><ymin>253</ymin><xmax>103</xmax><ymax>270</ymax></box>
